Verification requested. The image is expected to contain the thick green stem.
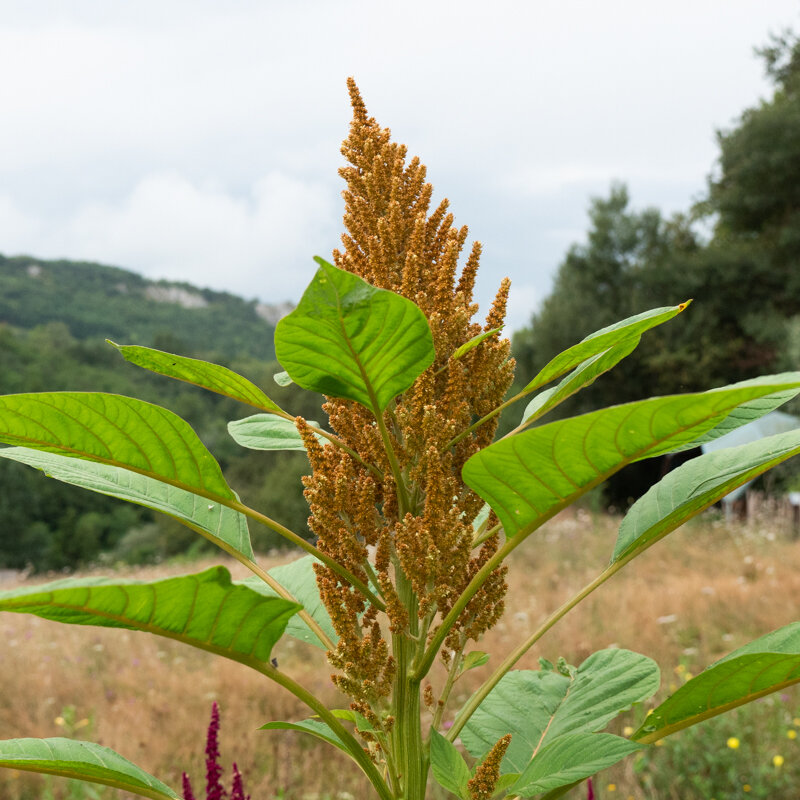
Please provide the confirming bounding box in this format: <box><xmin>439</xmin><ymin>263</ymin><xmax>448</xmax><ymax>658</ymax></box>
<box><xmin>390</xmin><ymin>568</ymin><xmax>425</xmax><ymax>799</ymax></box>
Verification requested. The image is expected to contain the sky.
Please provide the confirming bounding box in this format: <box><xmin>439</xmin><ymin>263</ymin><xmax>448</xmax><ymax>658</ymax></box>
<box><xmin>1</xmin><ymin>1</ymin><xmax>799</xmax><ymax>331</ymax></box>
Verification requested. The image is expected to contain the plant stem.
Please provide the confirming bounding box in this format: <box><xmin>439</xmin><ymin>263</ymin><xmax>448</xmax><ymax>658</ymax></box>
<box><xmin>446</xmin><ymin>562</ymin><xmax>624</xmax><ymax>742</ymax></box>
<box><xmin>412</xmin><ymin>535</ymin><xmax>517</xmax><ymax>680</ymax></box>
<box><xmin>263</xmin><ymin>664</ymin><xmax>394</xmax><ymax>800</ymax></box>
<box><xmin>231</xmin><ymin>500</ymin><xmax>385</xmax><ymax>612</ymax></box>
<box><xmin>391</xmin><ymin>567</ymin><xmax>424</xmax><ymax>800</ymax></box>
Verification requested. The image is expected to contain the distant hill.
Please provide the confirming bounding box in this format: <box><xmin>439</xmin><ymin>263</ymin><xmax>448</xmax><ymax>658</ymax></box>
<box><xmin>0</xmin><ymin>253</ymin><xmax>286</xmax><ymax>360</ymax></box>
<box><xmin>0</xmin><ymin>253</ymin><xmax>317</xmax><ymax>573</ymax></box>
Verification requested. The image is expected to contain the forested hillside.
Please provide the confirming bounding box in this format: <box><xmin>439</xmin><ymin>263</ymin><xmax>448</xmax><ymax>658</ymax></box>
<box><xmin>0</xmin><ymin>256</ymin><xmax>317</xmax><ymax>571</ymax></box>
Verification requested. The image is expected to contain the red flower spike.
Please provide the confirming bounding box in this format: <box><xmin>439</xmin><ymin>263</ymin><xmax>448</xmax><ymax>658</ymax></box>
<box><xmin>230</xmin><ymin>762</ymin><xmax>250</xmax><ymax>800</ymax></box>
<box><xmin>182</xmin><ymin>772</ymin><xmax>196</xmax><ymax>800</ymax></box>
<box><xmin>205</xmin><ymin>702</ymin><xmax>226</xmax><ymax>800</ymax></box>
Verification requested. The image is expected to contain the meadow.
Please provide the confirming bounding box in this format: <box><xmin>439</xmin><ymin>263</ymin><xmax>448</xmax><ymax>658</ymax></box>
<box><xmin>1</xmin><ymin>502</ymin><xmax>799</xmax><ymax>800</ymax></box>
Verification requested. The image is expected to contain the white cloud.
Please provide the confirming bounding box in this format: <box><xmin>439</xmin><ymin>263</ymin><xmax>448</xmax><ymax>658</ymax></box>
<box><xmin>1</xmin><ymin>172</ymin><xmax>339</xmax><ymax>302</ymax></box>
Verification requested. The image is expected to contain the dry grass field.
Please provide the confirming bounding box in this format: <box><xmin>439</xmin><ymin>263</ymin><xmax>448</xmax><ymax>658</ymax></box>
<box><xmin>1</xmin><ymin>503</ymin><xmax>799</xmax><ymax>799</ymax></box>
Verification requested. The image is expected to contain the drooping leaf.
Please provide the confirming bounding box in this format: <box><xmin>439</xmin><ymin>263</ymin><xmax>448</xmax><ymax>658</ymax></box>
<box><xmin>634</xmin><ymin>622</ymin><xmax>800</xmax><ymax>743</ymax></box>
<box><xmin>523</xmin><ymin>303</ymin><xmax>688</xmax><ymax>393</ymax></box>
<box><xmin>228</xmin><ymin>414</ymin><xmax>325</xmax><ymax>452</ymax></box>
<box><xmin>429</xmin><ymin>728</ymin><xmax>471</xmax><ymax>799</ymax></box>
<box><xmin>471</xmin><ymin>503</ymin><xmax>491</xmax><ymax>534</ymax></box>
<box><xmin>520</xmin><ymin>338</ymin><xmax>639</xmax><ymax>427</ymax></box>
<box><xmin>668</xmin><ymin>372</ymin><xmax>800</xmax><ymax>453</ymax></box>
<box><xmin>461</xmin><ymin>649</ymin><xmax>659</xmax><ymax>774</ymax></box>
<box><xmin>245</xmin><ymin>556</ymin><xmax>337</xmax><ymax>649</ymax></box>
<box><xmin>463</xmin><ymin>377</ymin><xmax>800</xmax><ymax>538</ymax></box>
<box><xmin>450</xmin><ymin>327</ymin><xmax>503</xmax><ymax>362</ymax></box>
<box><xmin>0</xmin><ymin>392</ymin><xmax>236</xmax><ymax>502</ymax></box>
<box><xmin>110</xmin><ymin>342</ymin><xmax>285</xmax><ymax>413</ymax></box>
<box><xmin>259</xmin><ymin>720</ymin><xmax>348</xmax><ymax>755</ymax></box>
<box><xmin>0</xmin><ymin>567</ymin><xmax>299</xmax><ymax>666</ymax></box>
<box><xmin>613</xmin><ymin>429</ymin><xmax>800</xmax><ymax>564</ymax></box>
<box><xmin>0</xmin><ymin>738</ymin><xmax>179</xmax><ymax>800</ymax></box>
<box><xmin>330</xmin><ymin>708</ymin><xmax>377</xmax><ymax>734</ymax></box>
<box><xmin>510</xmin><ymin>733</ymin><xmax>641</xmax><ymax>797</ymax></box>
<box><xmin>0</xmin><ymin>447</ymin><xmax>254</xmax><ymax>559</ymax></box>
<box><xmin>461</xmin><ymin>651</ymin><xmax>490</xmax><ymax>673</ymax></box>
<box><xmin>275</xmin><ymin>257</ymin><xmax>435</xmax><ymax>414</ymax></box>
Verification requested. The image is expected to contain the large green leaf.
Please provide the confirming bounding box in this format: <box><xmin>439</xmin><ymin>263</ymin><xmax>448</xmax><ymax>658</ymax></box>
<box><xmin>613</xmin><ymin>428</ymin><xmax>800</xmax><ymax>564</ymax></box>
<box><xmin>274</xmin><ymin>258</ymin><xmax>435</xmax><ymax>414</ymax></box>
<box><xmin>520</xmin><ymin>338</ymin><xmax>639</xmax><ymax>427</ymax></box>
<box><xmin>460</xmin><ymin>649</ymin><xmax>659</xmax><ymax>774</ymax></box>
<box><xmin>523</xmin><ymin>303</ymin><xmax>688</xmax><ymax>393</ymax></box>
<box><xmin>0</xmin><ymin>392</ymin><xmax>236</xmax><ymax>502</ymax></box>
<box><xmin>0</xmin><ymin>738</ymin><xmax>178</xmax><ymax>800</ymax></box>
<box><xmin>228</xmin><ymin>414</ymin><xmax>324</xmax><ymax>452</ymax></box>
<box><xmin>510</xmin><ymin>733</ymin><xmax>641</xmax><ymax>797</ymax></box>
<box><xmin>463</xmin><ymin>377</ymin><xmax>800</xmax><ymax>538</ymax></box>
<box><xmin>246</xmin><ymin>555</ymin><xmax>337</xmax><ymax>649</ymax></box>
<box><xmin>429</xmin><ymin>729</ymin><xmax>471</xmax><ymax>799</ymax></box>
<box><xmin>0</xmin><ymin>566</ymin><xmax>299</xmax><ymax>666</ymax></box>
<box><xmin>634</xmin><ymin>622</ymin><xmax>800</xmax><ymax>743</ymax></box>
<box><xmin>0</xmin><ymin>447</ymin><xmax>254</xmax><ymax>559</ymax></box>
<box><xmin>110</xmin><ymin>342</ymin><xmax>285</xmax><ymax>413</ymax></box>
<box><xmin>668</xmin><ymin>372</ymin><xmax>800</xmax><ymax>453</ymax></box>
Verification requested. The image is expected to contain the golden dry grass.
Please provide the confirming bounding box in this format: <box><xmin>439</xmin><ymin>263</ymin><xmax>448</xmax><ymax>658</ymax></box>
<box><xmin>1</xmin><ymin>504</ymin><xmax>799</xmax><ymax>799</ymax></box>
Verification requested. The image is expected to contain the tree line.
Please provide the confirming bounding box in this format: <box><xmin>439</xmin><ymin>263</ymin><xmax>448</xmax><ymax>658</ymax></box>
<box><xmin>511</xmin><ymin>32</ymin><xmax>800</xmax><ymax>504</ymax></box>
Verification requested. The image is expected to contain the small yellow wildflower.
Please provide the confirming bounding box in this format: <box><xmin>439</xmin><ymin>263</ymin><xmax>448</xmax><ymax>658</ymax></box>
<box><xmin>788</xmin><ymin>729</ymin><xmax>797</xmax><ymax>740</ymax></box>
<box><xmin>683</xmin><ymin>672</ymin><xmax>693</xmax><ymax>681</ymax></box>
<box><xmin>727</xmin><ymin>737</ymin><xmax>740</xmax><ymax>750</ymax></box>
<box><xmin>54</xmin><ymin>717</ymin><xmax>65</xmax><ymax>727</ymax></box>
<box><xmin>623</xmin><ymin>726</ymin><xmax>635</xmax><ymax>736</ymax></box>
<box><xmin>743</xmin><ymin>784</ymin><xmax>751</xmax><ymax>792</ymax></box>
<box><xmin>773</xmin><ymin>754</ymin><xmax>784</xmax><ymax>767</ymax></box>
<box><xmin>606</xmin><ymin>784</ymin><xmax>617</xmax><ymax>793</ymax></box>
<box><xmin>674</xmin><ymin>664</ymin><xmax>686</xmax><ymax>674</ymax></box>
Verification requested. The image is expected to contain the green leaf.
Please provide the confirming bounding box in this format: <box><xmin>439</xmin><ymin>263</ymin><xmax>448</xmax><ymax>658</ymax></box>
<box><xmin>273</xmin><ymin>370</ymin><xmax>293</xmax><ymax>387</ymax></box>
<box><xmin>510</xmin><ymin>733</ymin><xmax>641</xmax><ymax>797</ymax></box>
<box><xmin>0</xmin><ymin>738</ymin><xmax>179</xmax><ymax>800</ymax></box>
<box><xmin>246</xmin><ymin>556</ymin><xmax>337</xmax><ymax>649</ymax></box>
<box><xmin>668</xmin><ymin>372</ymin><xmax>800</xmax><ymax>453</ymax></box>
<box><xmin>0</xmin><ymin>392</ymin><xmax>236</xmax><ymax>502</ymax></box>
<box><xmin>330</xmin><ymin>708</ymin><xmax>376</xmax><ymax>734</ymax></box>
<box><xmin>228</xmin><ymin>414</ymin><xmax>325</xmax><ymax>452</ymax></box>
<box><xmin>0</xmin><ymin>566</ymin><xmax>299</xmax><ymax>666</ymax></box>
<box><xmin>463</xmin><ymin>376</ymin><xmax>800</xmax><ymax>538</ymax></box>
<box><xmin>110</xmin><ymin>342</ymin><xmax>285</xmax><ymax>413</ymax></box>
<box><xmin>523</xmin><ymin>303</ymin><xmax>688</xmax><ymax>393</ymax></box>
<box><xmin>275</xmin><ymin>257</ymin><xmax>435</xmax><ymax>414</ymax></box>
<box><xmin>259</xmin><ymin>719</ymin><xmax>349</xmax><ymax>755</ymax></box>
<box><xmin>634</xmin><ymin>621</ymin><xmax>800</xmax><ymax>743</ymax></box>
<box><xmin>613</xmin><ymin>428</ymin><xmax>800</xmax><ymax>564</ymax></box>
<box><xmin>461</xmin><ymin>649</ymin><xmax>659</xmax><ymax>774</ymax></box>
<box><xmin>0</xmin><ymin>447</ymin><xmax>254</xmax><ymax>560</ymax></box>
<box><xmin>461</xmin><ymin>651</ymin><xmax>490</xmax><ymax>673</ymax></box>
<box><xmin>451</xmin><ymin>327</ymin><xmax>503</xmax><ymax>362</ymax></box>
<box><xmin>520</xmin><ymin>338</ymin><xmax>639</xmax><ymax>426</ymax></box>
<box><xmin>429</xmin><ymin>729</ymin><xmax>471</xmax><ymax>799</ymax></box>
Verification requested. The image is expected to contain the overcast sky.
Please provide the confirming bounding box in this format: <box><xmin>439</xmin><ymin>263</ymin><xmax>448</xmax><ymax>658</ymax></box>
<box><xmin>1</xmin><ymin>1</ymin><xmax>798</xmax><ymax>330</ymax></box>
